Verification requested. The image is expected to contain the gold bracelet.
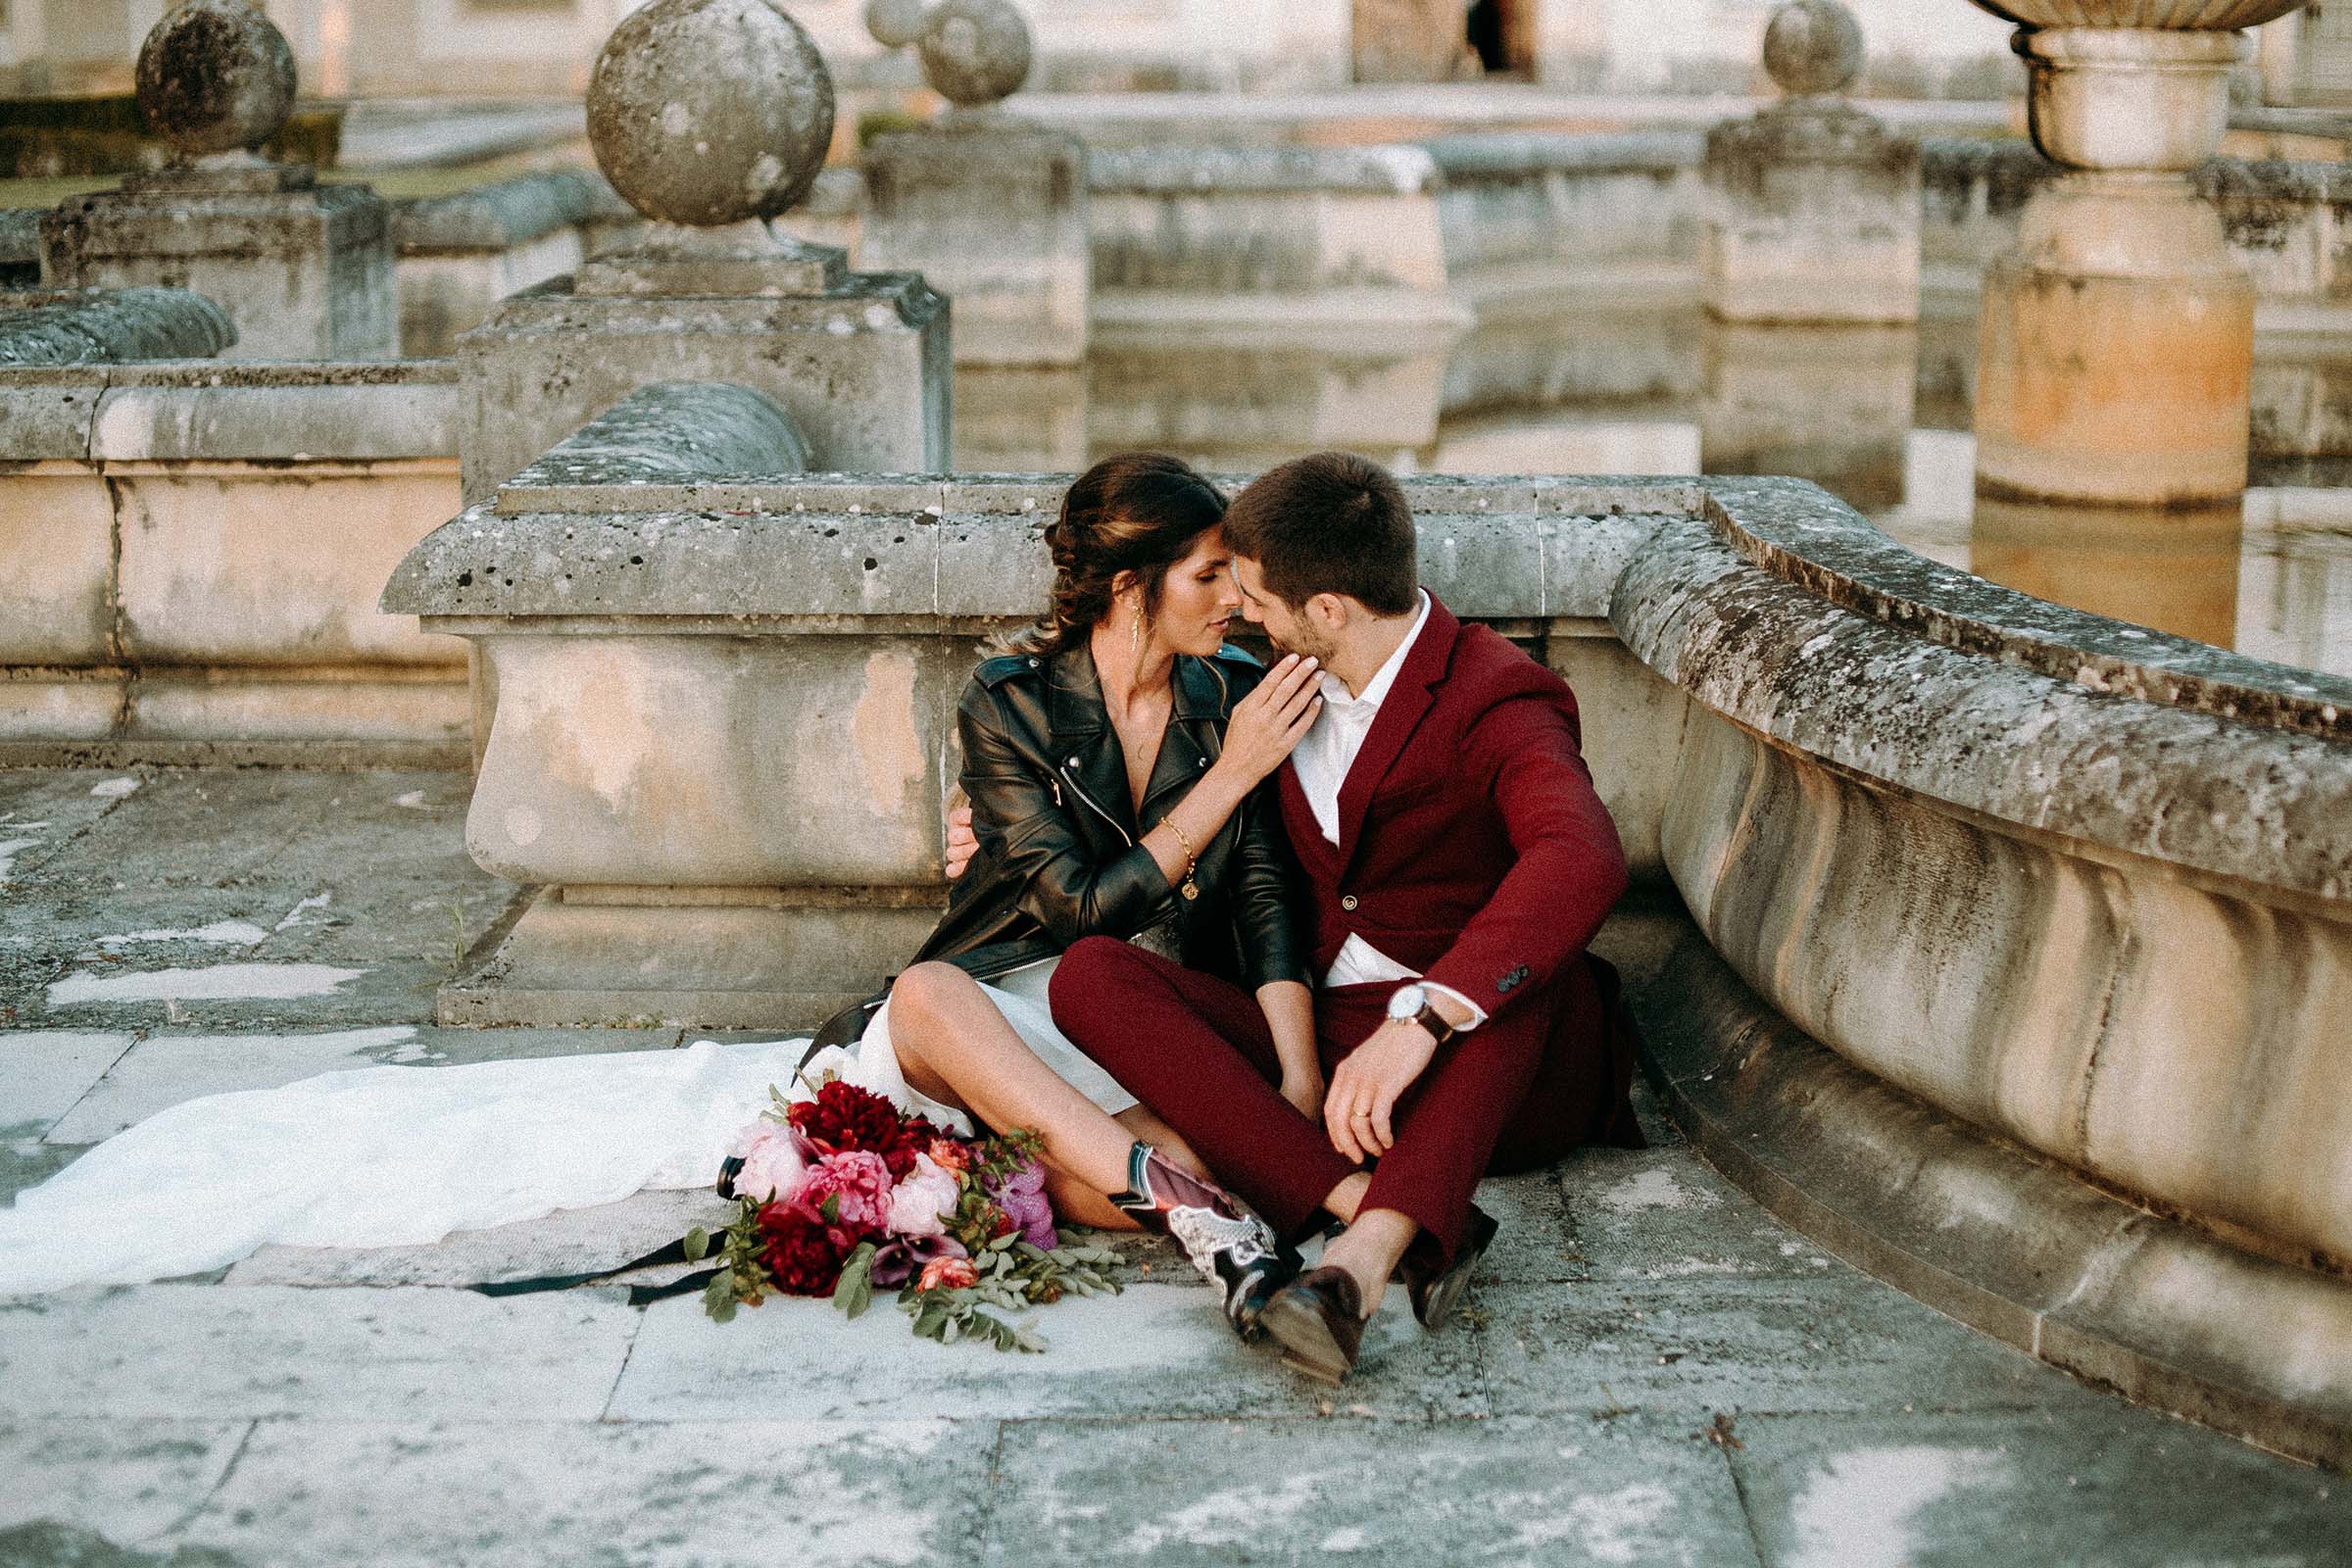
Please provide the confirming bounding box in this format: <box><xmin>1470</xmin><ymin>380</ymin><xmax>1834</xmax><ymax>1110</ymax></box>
<box><xmin>1159</xmin><ymin>815</ymin><xmax>1200</xmax><ymax>902</ymax></box>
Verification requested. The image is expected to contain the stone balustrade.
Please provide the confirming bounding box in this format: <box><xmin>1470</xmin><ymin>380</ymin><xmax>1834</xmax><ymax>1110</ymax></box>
<box><xmin>0</xmin><ymin>285</ymin><xmax>232</xmax><ymax>367</ymax></box>
<box><xmin>1611</xmin><ymin>474</ymin><xmax>2350</xmax><ymax>1466</ymax></box>
<box><xmin>389</xmin><ymin>170</ymin><xmax>640</xmax><ymax>358</ymax></box>
<box><xmin>0</xmin><ymin>356</ymin><xmax>465</xmax><ymax>765</ymax></box>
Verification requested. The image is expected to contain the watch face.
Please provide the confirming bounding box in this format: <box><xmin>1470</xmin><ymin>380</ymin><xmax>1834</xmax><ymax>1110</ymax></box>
<box><xmin>1388</xmin><ymin>984</ymin><xmax>1426</xmax><ymax>1021</ymax></box>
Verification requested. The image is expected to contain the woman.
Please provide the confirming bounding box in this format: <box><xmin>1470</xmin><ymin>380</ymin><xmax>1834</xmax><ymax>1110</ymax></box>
<box><xmin>812</xmin><ymin>453</ymin><xmax>1327</xmax><ymax>1338</ymax></box>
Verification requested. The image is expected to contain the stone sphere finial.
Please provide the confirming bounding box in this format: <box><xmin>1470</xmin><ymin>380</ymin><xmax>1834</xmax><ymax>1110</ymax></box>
<box><xmin>1763</xmin><ymin>0</ymin><xmax>1865</xmax><ymax>97</ymax></box>
<box><xmin>866</xmin><ymin>0</ymin><xmax>931</xmax><ymax>49</ymax></box>
<box><xmin>585</xmin><ymin>0</ymin><xmax>837</xmax><ymax>227</ymax></box>
<box><xmin>918</xmin><ymin>0</ymin><xmax>1033</xmax><ymax>109</ymax></box>
<box><xmin>135</xmin><ymin>0</ymin><xmax>297</xmax><ymax>159</ymax></box>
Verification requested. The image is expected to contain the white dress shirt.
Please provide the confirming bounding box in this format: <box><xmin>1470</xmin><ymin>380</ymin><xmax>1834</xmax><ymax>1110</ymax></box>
<box><xmin>1287</xmin><ymin>591</ymin><xmax>1487</xmax><ymax>1029</ymax></box>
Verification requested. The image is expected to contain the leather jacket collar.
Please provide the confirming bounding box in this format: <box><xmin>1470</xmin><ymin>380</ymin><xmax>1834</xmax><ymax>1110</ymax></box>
<box><xmin>1043</xmin><ymin>642</ymin><xmax>1228</xmax><ymax>840</ymax></box>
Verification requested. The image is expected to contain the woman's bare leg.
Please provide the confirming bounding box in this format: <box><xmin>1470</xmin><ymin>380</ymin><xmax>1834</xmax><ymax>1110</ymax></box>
<box><xmin>888</xmin><ymin>961</ymin><xmax>1162</xmax><ymax>1202</ymax></box>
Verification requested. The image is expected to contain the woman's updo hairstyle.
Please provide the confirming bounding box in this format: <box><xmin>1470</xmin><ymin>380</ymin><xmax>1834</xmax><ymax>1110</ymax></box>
<box><xmin>1014</xmin><ymin>453</ymin><xmax>1227</xmax><ymax>656</ymax></box>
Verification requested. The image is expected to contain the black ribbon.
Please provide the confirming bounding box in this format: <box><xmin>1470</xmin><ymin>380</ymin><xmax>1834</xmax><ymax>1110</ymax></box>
<box><xmin>469</xmin><ymin>1234</ymin><xmax>719</xmax><ymax>1306</ymax></box>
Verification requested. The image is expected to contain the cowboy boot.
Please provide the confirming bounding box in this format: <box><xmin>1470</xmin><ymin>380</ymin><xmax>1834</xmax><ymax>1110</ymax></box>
<box><xmin>1109</xmin><ymin>1142</ymin><xmax>1300</xmax><ymax>1339</ymax></box>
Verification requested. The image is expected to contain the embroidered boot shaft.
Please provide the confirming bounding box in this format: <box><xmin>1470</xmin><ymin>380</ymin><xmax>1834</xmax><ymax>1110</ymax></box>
<box><xmin>1109</xmin><ymin>1142</ymin><xmax>1298</xmax><ymax>1336</ymax></box>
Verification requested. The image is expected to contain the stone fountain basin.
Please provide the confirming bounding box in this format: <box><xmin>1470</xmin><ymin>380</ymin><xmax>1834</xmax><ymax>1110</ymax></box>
<box><xmin>1966</xmin><ymin>0</ymin><xmax>2308</xmax><ymax>27</ymax></box>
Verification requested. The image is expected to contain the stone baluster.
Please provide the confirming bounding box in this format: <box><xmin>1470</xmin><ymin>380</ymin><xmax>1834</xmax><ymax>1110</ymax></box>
<box><xmin>455</xmin><ymin>0</ymin><xmax>950</xmax><ymax>504</ymax></box>
<box><xmin>36</xmin><ymin>0</ymin><xmax>397</xmax><ymax>362</ymax></box>
<box><xmin>858</xmin><ymin>0</ymin><xmax>1090</xmax><ymax>368</ymax></box>
<box><xmin>1968</xmin><ymin>0</ymin><xmax>2314</xmax><ymax>508</ymax></box>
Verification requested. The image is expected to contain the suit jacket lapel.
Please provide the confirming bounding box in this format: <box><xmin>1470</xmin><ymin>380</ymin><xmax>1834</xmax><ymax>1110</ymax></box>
<box><xmin>1334</xmin><ymin>596</ymin><xmax>1459</xmax><ymax>871</ymax></box>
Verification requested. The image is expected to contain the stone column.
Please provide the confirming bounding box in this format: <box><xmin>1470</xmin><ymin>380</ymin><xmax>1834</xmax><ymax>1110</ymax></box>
<box><xmin>859</xmin><ymin>0</ymin><xmax>1088</xmax><ymax>368</ymax></box>
<box><xmin>37</xmin><ymin>1</ymin><xmax>397</xmax><ymax>362</ymax></box>
<box><xmin>1969</xmin><ymin>2</ymin><xmax>2313</xmax><ymax>509</ymax></box>
<box><xmin>1701</xmin><ymin>2</ymin><xmax>1922</xmax><ymax>325</ymax></box>
<box><xmin>455</xmin><ymin>0</ymin><xmax>951</xmax><ymax>503</ymax></box>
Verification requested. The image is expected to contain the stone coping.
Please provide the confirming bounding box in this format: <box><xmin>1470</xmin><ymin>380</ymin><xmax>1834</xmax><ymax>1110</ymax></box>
<box><xmin>0</xmin><ymin>355</ymin><xmax>457</xmax><ymax>461</ymax></box>
<box><xmin>386</xmin><ymin>473</ymin><xmax>1698</xmax><ymax>624</ymax></box>
<box><xmin>390</xmin><ymin>170</ymin><xmax>619</xmax><ymax>254</ymax></box>
<box><xmin>1084</xmin><ymin>143</ymin><xmax>1440</xmax><ymax>196</ymax></box>
<box><xmin>493</xmin><ymin>382</ymin><xmax>808</xmax><ymax>511</ymax></box>
<box><xmin>1418</xmin><ymin>130</ymin><xmax>1704</xmax><ymax>179</ymax></box>
<box><xmin>1616</xmin><ymin>510</ymin><xmax>2350</xmax><ymax>904</ymax></box>
<box><xmin>1700</xmin><ymin>476</ymin><xmax>2351</xmax><ymax>741</ymax></box>
<box><xmin>0</xmin><ymin>287</ymin><xmax>234</xmax><ymax>368</ymax></box>
<box><xmin>1640</xmin><ymin>928</ymin><xmax>2352</xmax><ymax>1472</ymax></box>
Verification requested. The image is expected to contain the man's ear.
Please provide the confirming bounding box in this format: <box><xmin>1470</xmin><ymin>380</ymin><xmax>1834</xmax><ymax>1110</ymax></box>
<box><xmin>1306</xmin><ymin>592</ymin><xmax>1350</xmax><ymax>632</ymax></box>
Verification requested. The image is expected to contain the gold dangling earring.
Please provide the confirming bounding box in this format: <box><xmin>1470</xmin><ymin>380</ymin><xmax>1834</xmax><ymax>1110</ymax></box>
<box><xmin>1131</xmin><ymin>606</ymin><xmax>1144</xmax><ymax>664</ymax></box>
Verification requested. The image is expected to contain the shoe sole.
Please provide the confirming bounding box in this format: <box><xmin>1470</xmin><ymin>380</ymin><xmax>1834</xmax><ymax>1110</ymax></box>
<box><xmin>1414</xmin><ymin>1218</ymin><xmax>1497</xmax><ymax>1332</ymax></box>
<box><xmin>1257</xmin><ymin>1290</ymin><xmax>1356</xmax><ymax>1386</ymax></box>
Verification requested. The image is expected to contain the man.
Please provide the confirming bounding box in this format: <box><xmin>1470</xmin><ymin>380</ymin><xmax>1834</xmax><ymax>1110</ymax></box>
<box><xmin>1046</xmin><ymin>451</ymin><xmax>1644</xmax><ymax>1382</ymax></box>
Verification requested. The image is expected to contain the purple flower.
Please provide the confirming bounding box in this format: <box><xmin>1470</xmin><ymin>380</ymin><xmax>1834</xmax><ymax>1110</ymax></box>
<box><xmin>987</xmin><ymin>1157</ymin><xmax>1057</xmax><ymax>1250</ymax></box>
<box><xmin>869</xmin><ymin>1233</ymin><xmax>968</xmax><ymax>1289</ymax></box>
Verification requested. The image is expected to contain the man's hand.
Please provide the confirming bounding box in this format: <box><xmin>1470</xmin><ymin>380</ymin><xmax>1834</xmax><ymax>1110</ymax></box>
<box><xmin>945</xmin><ymin>803</ymin><xmax>977</xmax><ymax>881</ymax></box>
<box><xmin>1279</xmin><ymin>1066</ymin><xmax>1326</xmax><ymax>1123</ymax></box>
<box><xmin>1323</xmin><ymin>1018</ymin><xmax>1438</xmax><ymax>1161</ymax></box>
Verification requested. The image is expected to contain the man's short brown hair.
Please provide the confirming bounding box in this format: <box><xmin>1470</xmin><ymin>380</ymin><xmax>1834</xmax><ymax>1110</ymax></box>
<box><xmin>1220</xmin><ymin>451</ymin><xmax>1418</xmax><ymax>616</ymax></box>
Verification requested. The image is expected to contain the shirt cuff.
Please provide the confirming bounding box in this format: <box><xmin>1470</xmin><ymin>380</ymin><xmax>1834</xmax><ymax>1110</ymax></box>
<box><xmin>1422</xmin><ymin>982</ymin><xmax>1488</xmax><ymax>1032</ymax></box>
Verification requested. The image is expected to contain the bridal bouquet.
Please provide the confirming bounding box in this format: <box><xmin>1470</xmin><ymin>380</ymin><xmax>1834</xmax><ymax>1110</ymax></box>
<box><xmin>691</xmin><ymin>1077</ymin><xmax>1120</xmax><ymax>1351</ymax></box>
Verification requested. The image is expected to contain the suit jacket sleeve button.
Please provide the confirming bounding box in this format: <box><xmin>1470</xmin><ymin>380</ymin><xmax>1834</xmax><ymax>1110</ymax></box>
<box><xmin>1340</xmin><ymin>895</ymin><xmax>1359</xmax><ymax>911</ymax></box>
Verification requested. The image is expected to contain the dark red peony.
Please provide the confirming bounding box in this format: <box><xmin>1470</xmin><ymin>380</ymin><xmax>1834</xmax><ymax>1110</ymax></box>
<box><xmin>759</xmin><ymin>1201</ymin><xmax>855</xmax><ymax>1297</ymax></box>
<box><xmin>787</xmin><ymin>1080</ymin><xmax>938</xmax><ymax>1178</ymax></box>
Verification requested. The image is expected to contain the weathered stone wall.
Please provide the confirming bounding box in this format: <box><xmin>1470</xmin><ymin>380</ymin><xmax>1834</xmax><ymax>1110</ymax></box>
<box><xmin>0</xmin><ymin>359</ymin><xmax>466</xmax><ymax>764</ymax></box>
<box><xmin>388</xmin><ymin>172</ymin><xmax>634</xmax><ymax>360</ymax></box>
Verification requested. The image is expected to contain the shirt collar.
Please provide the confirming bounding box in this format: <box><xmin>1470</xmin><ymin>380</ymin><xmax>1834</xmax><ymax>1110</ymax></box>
<box><xmin>1321</xmin><ymin>590</ymin><xmax>1431</xmax><ymax>713</ymax></box>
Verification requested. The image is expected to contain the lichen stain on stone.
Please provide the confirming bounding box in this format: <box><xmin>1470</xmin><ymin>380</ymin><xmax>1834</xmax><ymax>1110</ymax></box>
<box><xmin>850</xmin><ymin>649</ymin><xmax>923</xmax><ymax>821</ymax></box>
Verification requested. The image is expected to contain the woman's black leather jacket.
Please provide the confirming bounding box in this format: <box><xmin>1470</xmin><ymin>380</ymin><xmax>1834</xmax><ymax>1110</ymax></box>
<box><xmin>808</xmin><ymin>640</ymin><xmax>1309</xmax><ymax>1050</ymax></box>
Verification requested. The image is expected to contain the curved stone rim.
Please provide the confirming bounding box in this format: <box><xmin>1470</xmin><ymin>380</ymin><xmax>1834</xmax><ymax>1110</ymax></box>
<box><xmin>1612</xmin><ymin>510</ymin><xmax>2351</xmax><ymax>903</ymax></box>
<box><xmin>1698</xmin><ymin>476</ymin><xmax>2350</xmax><ymax>742</ymax></box>
<box><xmin>1639</xmin><ymin>928</ymin><xmax>2352</xmax><ymax>1473</ymax></box>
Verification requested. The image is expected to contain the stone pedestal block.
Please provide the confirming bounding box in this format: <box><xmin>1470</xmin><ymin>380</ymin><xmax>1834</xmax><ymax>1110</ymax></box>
<box><xmin>1976</xmin><ymin>174</ymin><xmax>2254</xmax><ymax>508</ymax></box>
<box><xmin>862</xmin><ymin>117</ymin><xmax>1087</xmax><ymax>368</ymax></box>
<box><xmin>455</xmin><ymin>231</ymin><xmax>949</xmax><ymax>504</ymax></box>
<box><xmin>1701</xmin><ymin>103</ymin><xmax>1922</xmax><ymax>325</ymax></box>
<box><xmin>39</xmin><ymin>165</ymin><xmax>397</xmax><ymax>362</ymax></box>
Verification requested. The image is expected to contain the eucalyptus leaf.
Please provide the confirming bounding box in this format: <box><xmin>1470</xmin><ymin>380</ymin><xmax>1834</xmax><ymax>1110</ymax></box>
<box><xmin>682</xmin><ymin>1227</ymin><xmax>710</xmax><ymax>1263</ymax></box>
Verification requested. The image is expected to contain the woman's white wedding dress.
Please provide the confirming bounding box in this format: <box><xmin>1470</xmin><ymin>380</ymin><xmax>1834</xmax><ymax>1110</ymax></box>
<box><xmin>0</xmin><ymin>958</ymin><xmax>1130</xmax><ymax>1295</ymax></box>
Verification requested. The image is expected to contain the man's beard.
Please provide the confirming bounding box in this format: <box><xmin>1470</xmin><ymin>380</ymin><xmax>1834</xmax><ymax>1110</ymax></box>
<box><xmin>1263</xmin><ymin>621</ymin><xmax>1337</xmax><ymax>666</ymax></box>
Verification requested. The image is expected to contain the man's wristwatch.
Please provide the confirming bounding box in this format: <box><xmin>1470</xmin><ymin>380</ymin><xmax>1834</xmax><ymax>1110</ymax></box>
<box><xmin>1387</xmin><ymin>983</ymin><xmax>1456</xmax><ymax>1047</ymax></box>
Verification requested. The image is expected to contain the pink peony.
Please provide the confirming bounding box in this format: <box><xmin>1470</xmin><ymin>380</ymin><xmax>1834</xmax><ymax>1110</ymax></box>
<box><xmin>988</xmin><ymin>1157</ymin><xmax>1058</xmax><ymax>1250</ymax></box>
<box><xmin>885</xmin><ymin>1152</ymin><xmax>960</xmax><ymax>1239</ymax></box>
<box><xmin>726</xmin><ymin>1121</ymin><xmax>811</xmax><ymax>1204</ymax></box>
<box><xmin>800</xmin><ymin>1150</ymin><xmax>895</xmax><ymax>1236</ymax></box>
<box><xmin>917</xmin><ymin>1254</ymin><xmax>980</xmax><ymax>1292</ymax></box>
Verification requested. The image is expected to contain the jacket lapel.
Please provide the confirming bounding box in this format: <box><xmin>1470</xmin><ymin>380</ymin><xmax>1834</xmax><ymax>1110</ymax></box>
<box><xmin>1334</xmin><ymin>596</ymin><xmax>1459</xmax><ymax>871</ymax></box>
<box><xmin>1047</xmin><ymin>645</ymin><xmax>1138</xmax><ymax>841</ymax></box>
<box><xmin>1139</xmin><ymin>657</ymin><xmax>1219</xmax><ymax>822</ymax></box>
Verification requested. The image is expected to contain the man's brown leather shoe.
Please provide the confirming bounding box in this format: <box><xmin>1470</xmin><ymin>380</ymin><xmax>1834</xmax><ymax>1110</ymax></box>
<box><xmin>1398</xmin><ymin>1203</ymin><xmax>1497</xmax><ymax>1331</ymax></box>
<box><xmin>1257</xmin><ymin>1265</ymin><xmax>1366</xmax><ymax>1385</ymax></box>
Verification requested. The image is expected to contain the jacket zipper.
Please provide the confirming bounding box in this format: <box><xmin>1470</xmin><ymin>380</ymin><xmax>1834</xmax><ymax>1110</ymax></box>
<box><xmin>1058</xmin><ymin>761</ymin><xmax>1135</xmax><ymax>848</ymax></box>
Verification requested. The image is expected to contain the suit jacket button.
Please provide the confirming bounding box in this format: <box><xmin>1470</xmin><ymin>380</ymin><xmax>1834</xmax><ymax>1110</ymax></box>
<box><xmin>1340</xmin><ymin>895</ymin><xmax>1359</xmax><ymax>911</ymax></box>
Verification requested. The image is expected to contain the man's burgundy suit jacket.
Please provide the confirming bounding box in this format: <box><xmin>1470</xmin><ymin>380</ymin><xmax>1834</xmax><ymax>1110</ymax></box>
<box><xmin>1274</xmin><ymin>594</ymin><xmax>1628</xmax><ymax>1024</ymax></box>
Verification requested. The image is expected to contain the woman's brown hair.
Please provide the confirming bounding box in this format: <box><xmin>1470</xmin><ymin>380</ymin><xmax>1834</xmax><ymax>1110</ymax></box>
<box><xmin>1007</xmin><ymin>453</ymin><xmax>1228</xmax><ymax>656</ymax></box>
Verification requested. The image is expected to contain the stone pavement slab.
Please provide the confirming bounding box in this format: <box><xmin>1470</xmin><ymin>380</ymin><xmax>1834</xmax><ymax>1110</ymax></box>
<box><xmin>984</xmin><ymin>1413</ymin><xmax>1760</xmax><ymax>1567</ymax></box>
<box><xmin>226</xmin><ymin>1186</ymin><xmax>728</xmax><ymax>1288</ymax></box>
<box><xmin>44</xmin><ymin>1025</ymin><xmax>679</xmax><ymax>1143</ymax></box>
<box><xmin>0</xmin><ymin>1418</ymin><xmax>252</xmax><ymax>1544</ymax></box>
<box><xmin>1476</xmin><ymin>1274</ymin><xmax>2094</xmax><ymax>1420</ymax></box>
<box><xmin>1559</xmin><ymin>1143</ymin><xmax>1841</xmax><ymax>1286</ymax></box>
<box><xmin>611</xmin><ymin>1283</ymin><xmax>1485</xmax><ymax>1424</ymax></box>
<box><xmin>0</xmin><ymin>1031</ymin><xmax>134</xmax><ymax>1129</ymax></box>
<box><xmin>159</xmin><ymin>1417</ymin><xmax>1000</xmax><ymax>1568</ymax></box>
<box><xmin>0</xmin><ymin>1284</ymin><xmax>639</xmax><ymax>1421</ymax></box>
<box><xmin>1728</xmin><ymin>1409</ymin><xmax>2351</xmax><ymax>1567</ymax></box>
